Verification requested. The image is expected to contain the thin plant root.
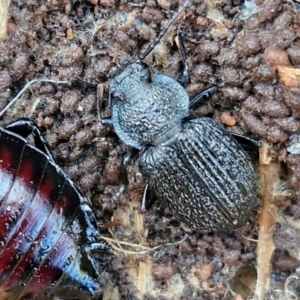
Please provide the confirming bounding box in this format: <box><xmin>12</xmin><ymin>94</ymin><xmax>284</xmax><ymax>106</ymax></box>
<box><xmin>0</xmin><ymin>78</ymin><xmax>68</xmax><ymax>117</ymax></box>
<box><xmin>99</xmin><ymin>235</ymin><xmax>187</xmax><ymax>256</ymax></box>
<box><xmin>254</xmin><ymin>141</ymin><xmax>279</xmax><ymax>300</ymax></box>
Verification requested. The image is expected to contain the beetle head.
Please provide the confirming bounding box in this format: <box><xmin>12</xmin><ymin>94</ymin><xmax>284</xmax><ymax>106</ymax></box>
<box><xmin>109</xmin><ymin>62</ymin><xmax>151</xmax><ymax>101</ymax></box>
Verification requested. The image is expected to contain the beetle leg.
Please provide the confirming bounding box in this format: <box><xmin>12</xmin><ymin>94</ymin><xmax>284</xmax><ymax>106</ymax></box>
<box><xmin>70</xmin><ymin>77</ymin><xmax>97</xmax><ymax>88</ymax></box>
<box><xmin>97</xmin><ymin>83</ymin><xmax>106</xmax><ymax>122</ymax></box>
<box><xmin>175</xmin><ymin>18</ymin><xmax>218</xmax><ymax>107</ymax></box>
<box><xmin>141</xmin><ymin>183</ymin><xmax>157</xmax><ymax>212</ymax></box>
<box><xmin>188</xmin><ymin>87</ymin><xmax>261</xmax><ymax>149</ymax></box>
<box><xmin>119</xmin><ymin>148</ymin><xmax>140</xmax><ymax>186</ymax></box>
<box><xmin>141</xmin><ymin>184</ymin><xmax>149</xmax><ymax>212</ymax></box>
<box><xmin>5</xmin><ymin>118</ymin><xmax>55</xmax><ymax>163</ymax></box>
<box><xmin>121</xmin><ymin>147</ymin><xmax>159</xmax><ymax>213</ymax></box>
<box><xmin>138</xmin><ymin>0</ymin><xmax>192</xmax><ymax>62</ymax></box>
<box><xmin>230</xmin><ymin>132</ymin><xmax>262</xmax><ymax>148</ymax></box>
<box><xmin>176</xmin><ymin>17</ymin><xmax>189</xmax><ymax>88</ymax></box>
<box><xmin>107</xmin><ymin>148</ymin><xmax>140</xmax><ymax>203</ymax></box>
<box><xmin>189</xmin><ymin>86</ymin><xmax>218</xmax><ymax>110</ymax></box>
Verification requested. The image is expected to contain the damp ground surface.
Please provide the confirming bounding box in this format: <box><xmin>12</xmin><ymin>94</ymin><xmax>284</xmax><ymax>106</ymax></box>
<box><xmin>0</xmin><ymin>0</ymin><xmax>300</xmax><ymax>299</ymax></box>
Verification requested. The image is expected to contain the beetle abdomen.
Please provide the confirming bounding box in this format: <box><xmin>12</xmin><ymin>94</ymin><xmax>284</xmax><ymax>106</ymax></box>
<box><xmin>140</xmin><ymin>117</ymin><xmax>257</xmax><ymax>231</ymax></box>
<box><xmin>0</xmin><ymin>127</ymin><xmax>101</xmax><ymax>299</ymax></box>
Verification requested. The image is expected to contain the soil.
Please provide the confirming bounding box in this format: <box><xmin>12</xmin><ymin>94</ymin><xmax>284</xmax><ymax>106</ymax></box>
<box><xmin>0</xmin><ymin>0</ymin><xmax>300</xmax><ymax>299</ymax></box>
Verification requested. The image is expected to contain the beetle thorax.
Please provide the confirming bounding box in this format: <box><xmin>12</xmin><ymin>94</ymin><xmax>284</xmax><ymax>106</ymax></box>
<box><xmin>110</xmin><ymin>63</ymin><xmax>190</xmax><ymax>149</ymax></box>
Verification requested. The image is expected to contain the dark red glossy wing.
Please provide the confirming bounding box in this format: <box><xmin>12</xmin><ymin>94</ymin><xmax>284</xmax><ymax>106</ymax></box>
<box><xmin>0</xmin><ymin>127</ymin><xmax>101</xmax><ymax>300</ymax></box>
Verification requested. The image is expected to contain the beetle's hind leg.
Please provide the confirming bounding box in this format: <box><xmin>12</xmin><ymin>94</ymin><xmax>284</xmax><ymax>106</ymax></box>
<box><xmin>5</xmin><ymin>118</ymin><xmax>55</xmax><ymax>163</ymax></box>
<box><xmin>230</xmin><ymin>132</ymin><xmax>262</xmax><ymax>149</ymax></box>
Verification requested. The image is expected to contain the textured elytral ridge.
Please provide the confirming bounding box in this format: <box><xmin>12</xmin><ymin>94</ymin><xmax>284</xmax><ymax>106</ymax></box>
<box><xmin>140</xmin><ymin>118</ymin><xmax>257</xmax><ymax>230</ymax></box>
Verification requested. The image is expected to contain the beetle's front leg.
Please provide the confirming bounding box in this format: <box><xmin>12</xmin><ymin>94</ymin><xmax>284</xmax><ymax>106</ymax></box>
<box><xmin>176</xmin><ymin>17</ymin><xmax>189</xmax><ymax>88</ymax></box>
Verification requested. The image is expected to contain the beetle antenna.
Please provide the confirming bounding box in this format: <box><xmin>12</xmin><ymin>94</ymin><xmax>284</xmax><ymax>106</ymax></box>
<box><xmin>137</xmin><ymin>0</ymin><xmax>192</xmax><ymax>62</ymax></box>
<box><xmin>0</xmin><ymin>78</ymin><xmax>68</xmax><ymax>118</ymax></box>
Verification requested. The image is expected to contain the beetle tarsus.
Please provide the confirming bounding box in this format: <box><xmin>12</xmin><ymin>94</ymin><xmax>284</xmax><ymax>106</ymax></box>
<box><xmin>189</xmin><ymin>86</ymin><xmax>218</xmax><ymax>109</ymax></box>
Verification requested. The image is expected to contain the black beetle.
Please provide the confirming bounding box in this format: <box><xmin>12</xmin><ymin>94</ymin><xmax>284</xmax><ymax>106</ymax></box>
<box><xmin>0</xmin><ymin>115</ymin><xmax>110</xmax><ymax>299</ymax></box>
<box><xmin>101</xmin><ymin>1</ymin><xmax>258</xmax><ymax>231</ymax></box>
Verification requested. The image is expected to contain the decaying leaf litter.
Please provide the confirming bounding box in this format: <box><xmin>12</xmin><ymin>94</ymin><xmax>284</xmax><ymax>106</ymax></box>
<box><xmin>0</xmin><ymin>0</ymin><xmax>300</xmax><ymax>299</ymax></box>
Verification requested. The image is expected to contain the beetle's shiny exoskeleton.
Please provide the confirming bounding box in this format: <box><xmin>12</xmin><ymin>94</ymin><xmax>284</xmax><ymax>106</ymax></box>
<box><xmin>102</xmin><ymin>1</ymin><xmax>258</xmax><ymax>231</ymax></box>
<box><xmin>0</xmin><ymin>118</ymin><xmax>109</xmax><ymax>299</ymax></box>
